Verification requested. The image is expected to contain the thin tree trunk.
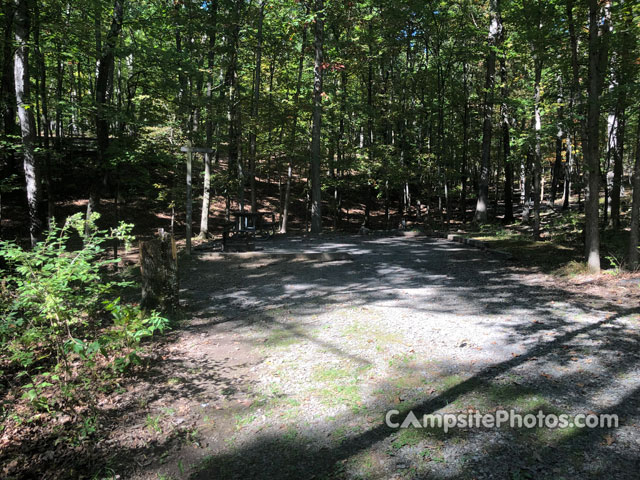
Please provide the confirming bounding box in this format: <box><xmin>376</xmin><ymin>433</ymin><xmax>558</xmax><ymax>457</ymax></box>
<box><xmin>551</xmin><ymin>132</ymin><xmax>562</xmax><ymax>207</ymax></box>
<box><xmin>280</xmin><ymin>24</ymin><xmax>306</xmax><ymax>234</ymax></box>
<box><xmin>1</xmin><ymin>0</ymin><xmax>17</xmax><ymax>229</ymax></box>
<box><xmin>583</xmin><ymin>0</ymin><xmax>609</xmax><ymax>272</ymax></box>
<box><xmin>460</xmin><ymin>61</ymin><xmax>469</xmax><ymax>222</ymax></box>
<box><xmin>265</xmin><ymin>59</ymin><xmax>276</xmax><ymax>184</ymax></box>
<box><xmin>33</xmin><ymin>0</ymin><xmax>53</xmax><ymax>224</ymax></box>
<box><xmin>227</xmin><ymin>1</ymin><xmax>242</xmax><ymax>211</ymax></box>
<box><xmin>603</xmin><ymin>120</ymin><xmax>612</xmax><ymax>225</ymax></box>
<box><xmin>248</xmin><ymin>1</ymin><xmax>263</xmax><ymax>214</ymax></box>
<box><xmin>551</xmin><ymin>80</ymin><xmax>564</xmax><ymax>207</ymax></box>
<box><xmin>199</xmin><ymin>0</ymin><xmax>217</xmax><ymax>238</ymax></box>
<box><xmin>90</xmin><ymin>0</ymin><xmax>124</xmax><ymax>226</ymax></box>
<box><xmin>474</xmin><ymin>0</ymin><xmax>501</xmax><ymax>223</ymax></box>
<box><xmin>500</xmin><ymin>57</ymin><xmax>513</xmax><ymax>224</ymax></box>
<box><xmin>522</xmin><ymin>147</ymin><xmax>531</xmax><ymax>222</ymax></box>
<box><xmin>532</xmin><ymin>55</ymin><xmax>542</xmax><ymax>240</ymax></box>
<box><xmin>365</xmin><ymin>35</ymin><xmax>375</xmax><ymax>229</ymax></box>
<box><xmin>608</xmin><ymin>89</ymin><xmax>625</xmax><ymax>230</ymax></box>
<box><xmin>54</xmin><ymin>45</ymin><xmax>63</xmax><ymax>147</ymax></box>
<box><xmin>628</xmin><ymin>119</ymin><xmax>640</xmax><ymax>269</ymax></box>
<box><xmin>199</xmin><ymin>154</ymin><xmax>212</xmax><ymax>239</ymax></box>
<box><xmin>335</xmin><ymin>68</ymin><xmax>346</xmax><ymax>229</ymax></box>
<box><xmin>2</xmin><ymin>1</ymin><xmax>17</xmax><ymax>136</ymax></box>
<box><xmin>565</xmin><ymin>0</ymin><xmax>583</xmax><ymax>215</ymax></box>
<box><xmin>562</xmin><ymin>130</ymin><xmax>573</xmax><ymax>210</ymax></box>
<box><xmin>610</xmin><ymin>14</ymin><xmax>633</xmax><ymax>230</ymax></box>
<box><xmin>309</xmin><ymin>0</ymin><xmax>323</xmax><ymax>235</ymax></box>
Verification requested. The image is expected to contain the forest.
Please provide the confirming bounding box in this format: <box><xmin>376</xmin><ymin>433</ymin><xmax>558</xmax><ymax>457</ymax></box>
<box><xmin>1</xmin><ymin>0</ymin><xmax>640</xmax><ymax>478</ymax></box>
<box><xmin>0</xmin><ymin>0</ymin><xmax>638</xmax><ymax>269</ymax></box>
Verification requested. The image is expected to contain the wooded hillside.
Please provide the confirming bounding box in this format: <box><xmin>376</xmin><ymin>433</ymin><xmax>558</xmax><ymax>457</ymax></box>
<box><xmin>1</xmin><ymin>0</ymin><xmax>639</xmax><ymax>271</ymax></box>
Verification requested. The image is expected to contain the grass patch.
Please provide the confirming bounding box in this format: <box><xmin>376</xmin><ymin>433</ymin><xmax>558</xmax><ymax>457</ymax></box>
<box><xmin>486</xmin><ymin>383</ymin><xmax>542</xmax><ymax>410</ymax></box>
<box><xmin>343</xmin><ymin>320</ymin><xmax>404</xmax><ymax>347</ymax></box>
<box><xmin>388</xmin><ymin>352</ymin><xmax>416</xmax><ymax>368</ymax></box>
<box><xmin>264</xmin><ymin>327</ymin><xmax>303</xmax><ymax>348</ymax></box>
<box><xmin>390</xmin><ymin>426</ymin><xmax>455</xmax><ymax>448</ymax></box>
<box><xmin>234</xmin><ymin>411</ymin><xmax>258</xmax><ymax>429</ymax></box>
<box><xmin>438</xmin><ymin>374</ymin><xmax>465</xmax><ymax>391</ymax></box>
<box><xmin>345</xmin><ymin>451</ymin><xmax>381</xmax><ymax>479</ymax></box>
<box><xmin>319</xmin><ymin>383</ymin><xmax>362</xmax><ymax>410</ymax></box>
<box><xmin>393</xmin><ymin>372</ymin><xmax>428</xmax><ymax>390</ymax></box>
<box><xmin>312</xmin><ymin>366</ymin><xmax>352</xmax><ymax>382</ymax></box>
<box><xmin>331</xmin><ymin>425</ymin><xmax>351</xmax><ymax>445</ymax></box>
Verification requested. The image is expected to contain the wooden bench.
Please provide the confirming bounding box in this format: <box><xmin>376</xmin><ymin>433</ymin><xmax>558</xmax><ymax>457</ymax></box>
<box><xmin>222</xmin><ymin>212</ymin><xmax>277</xmax><ymax>251</ymax></box>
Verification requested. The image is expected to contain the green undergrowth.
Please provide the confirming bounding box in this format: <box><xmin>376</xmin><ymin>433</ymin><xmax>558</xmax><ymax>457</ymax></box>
<box><xmin>458</xmin><ymin>209</ymin><xmax>634</xmax><ymax>274</ymax></box>
<box><xmin>0</xmin><ymin>213</ymin><xmax>169</xmax><ymax>434</ymax></box>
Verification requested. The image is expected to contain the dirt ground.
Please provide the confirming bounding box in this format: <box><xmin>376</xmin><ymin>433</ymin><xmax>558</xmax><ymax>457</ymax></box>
<box><xmin>4</xmin><ymin>234</ymin><xmax>639</xmax><ymax>479</ymax></box>
<box><xmin>110</xmin><ymin>234</ymin><xmax>638</xmax><ymax>480</ymax></box>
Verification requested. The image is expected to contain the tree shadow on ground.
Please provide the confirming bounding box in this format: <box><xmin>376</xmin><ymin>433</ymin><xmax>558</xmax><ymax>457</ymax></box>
<box><xmin>0</xmin><ymin>336</ymin><xmax>258</xmax><ymax>479</ymax></box>
<box><xmin>176</xmin><ymin>236</ymin><xmax>639</xmax><ymax>479</ymax></box>
<box><xmin>9</xmin><ymin>235</ymin><xmax>637</xmax><ymax>479</ymax></box>
<box><xmin>185</xmin><ymin>311</ymin><xmax>639</xmax><ymax>479</ymax></box>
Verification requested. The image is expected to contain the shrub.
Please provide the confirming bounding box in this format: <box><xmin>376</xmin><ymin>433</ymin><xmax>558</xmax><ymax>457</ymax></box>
<box><xmin>0</xmin><ymin>213</ymin><xmax>168</xmax><ymax>416</ymax></box>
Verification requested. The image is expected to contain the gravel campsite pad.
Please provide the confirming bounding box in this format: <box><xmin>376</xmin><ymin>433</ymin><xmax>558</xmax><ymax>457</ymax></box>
<box><xmin>47</xmin><ymin>234</ymin><xmax>639</xmax><ymax>479</ymax></box>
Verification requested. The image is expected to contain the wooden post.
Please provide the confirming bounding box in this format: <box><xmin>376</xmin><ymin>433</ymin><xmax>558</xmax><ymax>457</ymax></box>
<box><xmin>140</xmin><ymin>229</ymin><xmax>179</xmax><ymax>316</ymax></box>
<box><xmin>185</xmin><ymin>140</ymin><xmax>193</xmax><ymax>255</ymax></box>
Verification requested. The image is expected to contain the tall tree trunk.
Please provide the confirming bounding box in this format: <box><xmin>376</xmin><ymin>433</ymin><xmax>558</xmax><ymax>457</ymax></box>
<box><xmin>309</xmin><ymin>0</ymin><xmax>323</xmax><ymax>235</ymax></box>
<box><xmin>551</xmin><ymin>80</ymin><xmax>564</xmax><ymax>207</ymax></box>
<box><xmin>199</xmin><ymin>0</ymin><xmax>217</xmax><ymax>238</ymax></box>
<box><xmin>608</xmin><ymin>103</ymin><xmax>624</xmax><ymax>230</ymax></box>
<box><xmin>91</xmin><ymin>0</ymin><xmax>124</xmax><ymax>224</ymax></box>
<box><xmin>583</xmin><ymin>0</ymin><xmax>609</xmax><ymax>272</ymax></box>
<box><xmin>335</xmin><ymin>68</ymin><xmax>346</xmax><ymax>229</ymax></box>
<box><xmin>551</xmin><ymin>130</ymin><xmax>562</xmax><ymax>206</ymax></box>
<box><xmin>500</xmin><ymin>56</ymin><xmax>513</xmax><ymax>224</ymax></box>
<box><xmin>562</xmin><ymin>129</ymin><xmax>573</xmax><ymax>210</ymax></box>
<box><xmin>521</xmin><ymin>140</ymin><xmax>532</xmax><ymax>222</ymax></box>
<box><xmin>175</xmin><ymin>3</ymin><xmax>188</xmax><ymax>130</ymax></box>
<box><xmin>265</xmin><ymin>59</ymin><xmax>275</xmax><ymax>184</ymax></box>
<box><xmin>1</xmin><ymin>0</ymin><xmax>17</xmax><ymax>230</ymax></box>
<box><xmin>33</xmin><ymin>0</ymin><xmax>53</xmax><ymax>224</ymax></box>
<box><xmin>436</xmin><ymin>58</ymin><xmax>445</xmax><ymax>224</ymax></box>
<box><xmin>14</xmin><ymin>0</ymin><xmax>41</xmax><ymax>246</ymax></box>
<box><xmin>611</xmin><ymin>14</ymin><xmax>635</xmax><ymax>231</ymax></box>
<box><xmin>628</xmin><ymin>120</ymin><xmax>640</xmax><ymax>269</ymax></box>
<box><xmin>248</xmin><ymin>1</ymin><xmax>263</xmax><ymax>214</ymax></box>
<box><xmin>532</xmin><ymin>55</ymin><xmax>543</xmax><ymax>240</ymax></box>
<box><xmin>460</xmin><ymin>61</ymin><xmax>469</xmax><ymax>222</ymax></box>
<box><xmin>280</xmin><ymin>24</ymin><xmax>306</xmax><ymax>234</ymax></box>
<box><xmin>565</xmin><ymin>0</ymin><xmax>583</xmax><ymax>214</ymax></box>
<box><xmin>2</xmin><ymin>1</ymin><xmax>17</xmax><ymax>136</ymax></box>
<box><xmin>603</xmin><ymin>112</ymin><xmax>613</xmax><ymax>225</ymax></box>
<box><xmin>474</xmin><ymin>0</ymin><xmax>501</xmax><ymax>223</ymax></box>
<box><xmin>54</xmin><ymin>44</ymin><xmax>63</xmax><ymax>148</ymax></box>
<box><xmin>365</xmin><ymin>31</ymin><xmax>375</xmax><ymax>228</ymax></box>
<box><xmin>227</xmin><ymin>1</ymin><xmax>242</xmax><ymax>211</ymax></box>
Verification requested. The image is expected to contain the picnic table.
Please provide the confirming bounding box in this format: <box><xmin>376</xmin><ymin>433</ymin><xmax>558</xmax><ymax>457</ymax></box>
<box><xmin>222</xmin><ymin>211</ymin><xmax>277</xmax><ymax>250</ymax></box>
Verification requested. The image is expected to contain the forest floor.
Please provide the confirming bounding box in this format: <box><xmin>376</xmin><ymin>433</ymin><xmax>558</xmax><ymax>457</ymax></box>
<box><xmin>445</xmin><ymin>200</ymin><xmax>635</xmax><ymax>274</ymax></box>
<box><xmin>95</xmin><ymin>233</ymin><xmax>639</xmax><ymax>480</ymax></box>
<box><xmin>3</xmin><ymin>233</ymin><xmax>640</xmax><ymax>479</ymax></box>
